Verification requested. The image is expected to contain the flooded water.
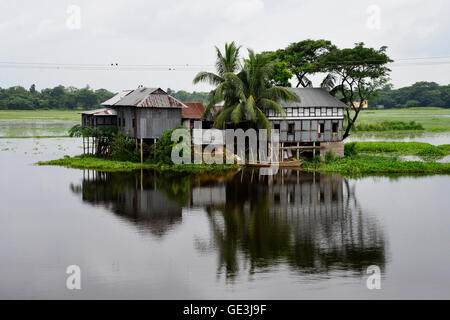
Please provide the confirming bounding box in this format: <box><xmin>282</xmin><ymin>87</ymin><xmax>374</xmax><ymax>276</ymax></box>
<box><xmin>0</xmin><ymin>121</ymin><xmax>75</xmax><ymax>138</ymax></box>
<box><xmin>0</xmin><ymin>138</ymin><xmax>449</xmax><ymax>299</ymax></box>
<box><xmin>347</xmin><ymin>131</ymin><xmax>450</xmax><ymax>145</ymax></box>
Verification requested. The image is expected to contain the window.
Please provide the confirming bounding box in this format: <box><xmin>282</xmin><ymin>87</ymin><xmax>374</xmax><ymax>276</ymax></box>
<box><xmin>332</xmin><ymin>122</ymin><xmax>338</xmax><ymax>134</ymax></box>
<box><xmin>286</xmin><ymin>107</ymin><xmax>292</xmax><ymax>117</ymax></box>
<box><xmin>288</xmin><ymin>123</ymin><xmax>294</xmax><ymax>135</ymax></box>
<box><xmin>132</xmin><ymin>118</ymin><xmax>136</xmax><ymax>128</ymax></box>
<box><xmin>293</xmin><ymin>108</ymin><xmax>298</xmax><ymax>117</ymax></box>
<box><xmin>274</xmin><ymin>123</ymin><xmax>280</xmax><ymax>131</ymax></box>
<box><xmin>318</xmin><ymin>123</ymin><xmax>324</xmax><ymax>137</ymax></box>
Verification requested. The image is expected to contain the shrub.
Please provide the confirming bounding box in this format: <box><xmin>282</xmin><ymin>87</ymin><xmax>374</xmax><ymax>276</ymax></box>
<box><xmin>312</xmin><ymin>155</ymin><xmax>322</xmax><ymax>163</ymax></box>
<box><xmin>110</xmin><ymin>132</ymin><xmax>139</xmax><ymax>162</ymax></box>
<box><xmin>344</xmin><ymin>142</ymin><xmax>357</xmax><ymax>157</ymax></box>
<box><xmin>354</xmin><ymin>120</ymin><xmax>424</xmax><ymax>131</ymax></box>
<box><xmin>148</xmin><ymin>127</ymin><xmax>190</xmax><ymax>165</ymax></box>
<box><xmin>325</xmin><ymin>150</ymin><xmax>336</xmax><ymax>163</ymax></box>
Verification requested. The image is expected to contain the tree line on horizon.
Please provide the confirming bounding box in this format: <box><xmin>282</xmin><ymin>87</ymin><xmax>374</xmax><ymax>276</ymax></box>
<box><xmin>0</xmin><ymin>85</ymin><xmax>115</xmax><ymax>111</ymax></box>
<box><xmin>0</xmin><ymin>82</ymin><xmax>448</xmax><ymax>111</ymax></box>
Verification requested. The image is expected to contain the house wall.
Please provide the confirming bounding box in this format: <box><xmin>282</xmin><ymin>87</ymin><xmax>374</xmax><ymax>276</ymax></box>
<box><xmin>82</xmin><ymin>114</ymin><xmax>116</xmax><ymax>127</ymax></box>
<box><xmin>116</xmin><ymin>107</ymin><xmax>181</xmax><ymax>139</ymax></box>
<box><xmin>270</xmin><ymin>118</ymin><xmax>343</xmax><ymax>143</ymax></box>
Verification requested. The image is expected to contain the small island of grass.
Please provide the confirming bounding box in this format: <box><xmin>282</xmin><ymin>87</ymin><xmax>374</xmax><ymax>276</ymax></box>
<box><xmin>38</xmin><ymin>155</ymin><xmax>241</xmax><ymax>173</ymax></box>
<box><xmin>38</xmin><ymin>141</ymin><xmax>450</xmax><ymax>175</ymax></box>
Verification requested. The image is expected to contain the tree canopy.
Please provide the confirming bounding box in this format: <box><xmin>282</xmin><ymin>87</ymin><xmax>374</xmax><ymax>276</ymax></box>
<box><xmin>370</xmin><ymin>82</ymin><xmax>450</xmax><ymax>109</ymax></box>
<box><xmin>319</xmin><ymin>42</ymin><xmax>393</xmax><ymax>138</ymax></box>
<box><xmin>194</xmin><ymin>43</ymin><xmax>298</xmax><ymax>129</ymax></box>
<box><xmin>277</xmin><ymin>39</ymin><xmax>336</xmax><ymax>87</ymax></box>
<box><xmin>0</xmin><ymin>85</ymin><xmax>115</xmax><ymax>110</ymax></box>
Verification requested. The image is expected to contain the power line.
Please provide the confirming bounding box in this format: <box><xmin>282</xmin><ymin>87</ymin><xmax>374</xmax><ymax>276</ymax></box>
<box><xmin>0</xmin><ymin>55</ymin><xmax>449</xmax><ymax>71</ymax></box>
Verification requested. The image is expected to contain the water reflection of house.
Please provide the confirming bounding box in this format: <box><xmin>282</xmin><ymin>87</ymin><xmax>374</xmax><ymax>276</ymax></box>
<box><xmin>71</xmin><ymin>170</ymin><xmax>182</xmax><ymax>237</ymax></box>
<box><xmin>70</xmin><ymin>169</ymin><xmax>386</xmax><ymax>278</ymax></box>
<box><xmin>203</xmin><ymin>170</ymin><xmax>386</xmax><ymax>277</ymax></box>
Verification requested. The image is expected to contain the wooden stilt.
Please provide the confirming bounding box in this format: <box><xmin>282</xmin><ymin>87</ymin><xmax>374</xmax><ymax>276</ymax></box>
<box><xmin>140</xmin><ymin>138</ymin><xmax>143</xmax><ymax>163</ymax></box>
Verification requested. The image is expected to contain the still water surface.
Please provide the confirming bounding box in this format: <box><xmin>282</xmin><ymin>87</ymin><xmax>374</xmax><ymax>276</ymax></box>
<box><xmin>0</xmin><ymin>138</ymin><xmax>449</xmax><ymax>299</ymax></box>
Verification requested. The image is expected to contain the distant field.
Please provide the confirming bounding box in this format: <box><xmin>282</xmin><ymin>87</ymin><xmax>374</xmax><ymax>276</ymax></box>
<box><xmin>0</xmin><ymin>107</ymin><xmax>449</xmax><ymax>138</ymax></box>
<box><xmin>354</xmin><ymin>107</ymin><xmax>450</xmax><ymax>131</ymax></box>
<box><xmin>0</xmin><ymin>110</ymin><xmax>80</xmax><ymax>138</ymax></box>
<box><xmin>0</xmin><ymin>110</ymin><xmax>81</xmax><ymax>122</ymax></box>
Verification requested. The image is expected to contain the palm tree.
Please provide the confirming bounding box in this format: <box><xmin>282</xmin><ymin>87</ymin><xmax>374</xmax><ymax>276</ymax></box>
<box><xmin>211</xmin><ymin>49</ymin><xmax>299</xmax><ymax>130</ymax></box>
<box><xmin>193</xmin><ymin>42</ymin><xmax>242</xmax><ymax>118</ymax></box>
<box><xmin>320</xmin><ymin>73</ymin><xmax>344</xmax><ymax>97</ymax></box>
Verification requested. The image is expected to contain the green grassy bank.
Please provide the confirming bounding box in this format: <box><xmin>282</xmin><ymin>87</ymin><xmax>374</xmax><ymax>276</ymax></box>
<box><xmin>303</xmin><ymin>154</ymin><xmax>450</xmax><ymax>175</ymax></box>
<box><xmin>37</xmin><ymin>155</ymin><xmax>241</xmax><ymax>173</ymax></box>
<box><xmin>348</xmin><ymin>141</ymin><xmax>450</xmax><ymax>157</ymax></box>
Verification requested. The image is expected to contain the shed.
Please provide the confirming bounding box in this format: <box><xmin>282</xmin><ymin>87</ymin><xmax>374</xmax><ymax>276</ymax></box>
<box><xmin>105</xmin><ymin>87</ymin><xmax>187</xmax><ymax>140</ymax></box>
<box><xmin>79</xmin><ymin>108</ymin><xmax>117</xmax><ymax>127</ymax></box>
<box><xmin>182</xmin><ymin>102</ymin><xmax>204</xmax><ymax>129</ymax></box>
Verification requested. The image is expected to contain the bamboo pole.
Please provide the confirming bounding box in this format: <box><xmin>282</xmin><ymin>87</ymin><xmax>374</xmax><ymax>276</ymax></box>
<box><xmin>140</xmin><ymin>138</ymin><xmax>143</xmax><ymax>163</ymax></box>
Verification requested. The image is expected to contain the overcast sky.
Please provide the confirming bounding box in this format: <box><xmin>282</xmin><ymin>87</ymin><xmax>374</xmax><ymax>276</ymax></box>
<box><xmin>1</xmin><ymin>0</ymin><xmax>449</xmax><ymax>93</ymax></box>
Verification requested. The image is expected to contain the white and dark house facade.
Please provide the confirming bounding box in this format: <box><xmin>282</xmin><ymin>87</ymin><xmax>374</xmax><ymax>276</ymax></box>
<box><xmin>266</xmin><ymin>88</ymin><xmax>348</xmax><ymax>159</ymax></box>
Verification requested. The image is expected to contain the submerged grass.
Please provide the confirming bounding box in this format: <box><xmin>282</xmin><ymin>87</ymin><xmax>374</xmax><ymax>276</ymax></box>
<box><xmin>347</xmin><ymin>141</ymin><xmax>449</xmax><ymax>157</ymax></box>
<box><xmin>37</xmin><ymin>155</ymin><xmax>241</xmax><ymax>173</ymax></box>
<box><xmin>304</xmin><ymin>141</ymin><xmax>450</xmax><ymax>176</ymax></box>
<box><xmin>303</xmin><ymin>154</ymin><xmax>450</xmax><ymax>175</ymax></box>
<box><xmin>354</xmin><ymin>120</ymin><xmax>424</xmax><ymax>131</ymax></box>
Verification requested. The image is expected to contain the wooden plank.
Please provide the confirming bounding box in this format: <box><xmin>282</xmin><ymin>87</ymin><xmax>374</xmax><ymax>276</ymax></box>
<box><xmin>280</xmin><ymin>146</ymin><xmax>322</xmax><ymax>150</ymax></box>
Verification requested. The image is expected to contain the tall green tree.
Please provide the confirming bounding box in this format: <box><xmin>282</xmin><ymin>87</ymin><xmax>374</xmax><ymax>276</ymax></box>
<box><xmin>202</xmin><ymin>49</ymin><xmax>299</xmax><ymax>130</ymax></box>
<box><xmin>257</xmin><ymin>51</ymin><xmax>292</xmax><ymax>87</ymax></box>
<box><xmin>193</xmin><ymin>41</ymin><xmax>242</xmax><ymax>117</ymax></box>
<box><xmin>320</xmin><ymin>42</ymin><xmax>393</xmax><ymax>138</ymax></box>
<box><xmin>278</xmin><ymin>39</ymin><xmax>336</xmax><ymax>88</ymax></box>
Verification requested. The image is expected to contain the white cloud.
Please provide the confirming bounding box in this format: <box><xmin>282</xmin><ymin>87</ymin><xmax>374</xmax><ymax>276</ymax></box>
<box><xmin>0</xmin><ymin>0</ymin><xmax>449</xmax><ymax>91</ymax></box>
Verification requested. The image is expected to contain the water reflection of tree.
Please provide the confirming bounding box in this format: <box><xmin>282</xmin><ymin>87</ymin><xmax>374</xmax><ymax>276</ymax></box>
<box><xmin>205</xmin><ymin>170</ymin><xmax>386</xmax><ymax>280</ymax></box>
<box><xmin>70</xmin><ymin>168</ymin><xmax>386</xmax><ymax>279</ymax></box>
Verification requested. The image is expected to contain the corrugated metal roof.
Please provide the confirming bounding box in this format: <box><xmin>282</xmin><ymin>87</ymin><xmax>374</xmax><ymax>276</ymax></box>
<box><xmin>79</xmin><ymin>108</ymin><xmax>117</xmax><ymax>116</ymax></box>
<box><xmin>182</xmin><ymin>102</ymin><xmax>204</xmax><ymax>119</ymax></box>
<box><xmin>280</xmin><ymin>88</ymin><xmax>349</xmax><ymax>108</ymax></box>
<box><xmin>111</xmin><ymin>87</ymin><xmax>186</xmax><ymax>108</ymax></box>
<box><xmin>101</xmin><ymin>90</ymin><xmax>133</xmax><ymax>106</ymax></box>
<box><xmin>114</xmin><ymin>87</ymin><xmax>159</xmax><ymax>106</ymax></box>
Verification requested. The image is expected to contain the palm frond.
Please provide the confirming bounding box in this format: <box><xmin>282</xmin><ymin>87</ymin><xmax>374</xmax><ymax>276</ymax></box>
<box><xmin>230</xmin><ymin>102</ymin><xmax>244</xmax><ymax>124</ymax></box>
<box><xmin>260</xmin><ymin>98</ymin><xmax>285</xmax><ymax>117</ymax></box>
<box><xmin>214</xmin><ymin>106</ymin><xmax>234</xmax><ymax>129</ymax></box>
<box><xmin>263</xmin><ymin>86</ymin><xmax>299</xmax><ymax>102</ymax></box>
<box><xmin>320</xmin><ymin>73</ymin><xmax>337</xmax><ymax>91</ymax></box>
<box><xmin>245</xmin><ymin>95</ymin><xmax>257</xmax><ymax>121</ymax></box>
<box><xmin>193</xmin><ymin>71</ymin><xmax>223</xmax><ymax>85</ymax></box>
<box><xmin>255</xmin><ymin>107</ymin><xmax>271</xmax><ymax>130</ymax></box>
